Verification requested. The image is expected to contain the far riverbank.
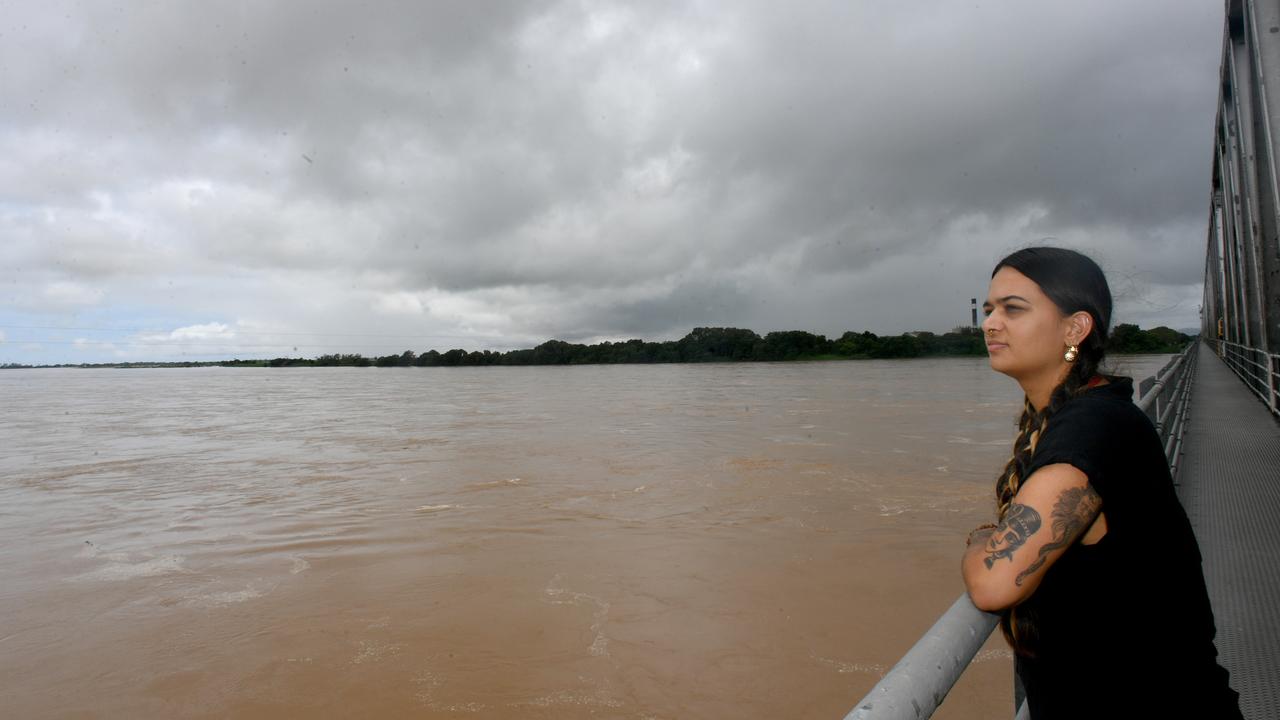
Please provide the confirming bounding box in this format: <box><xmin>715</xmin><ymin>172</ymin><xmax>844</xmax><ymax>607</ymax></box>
<box><xmin>2</xmin><ymin>324</ymin><xmax>1192</xmax><ymax>370</ymax></box>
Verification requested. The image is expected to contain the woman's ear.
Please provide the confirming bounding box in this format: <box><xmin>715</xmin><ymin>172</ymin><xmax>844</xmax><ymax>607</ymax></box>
<box><xmin>1065</xmin><ymin>311</ymin><xmax>1093</xmax><ymax>346</ymax></box>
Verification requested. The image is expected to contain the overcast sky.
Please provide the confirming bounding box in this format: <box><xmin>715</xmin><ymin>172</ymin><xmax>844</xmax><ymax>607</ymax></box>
<box><xmin>1</xmin><ymin>1</ymin><xmax>1224</xmax><ymax>364</ymax></box>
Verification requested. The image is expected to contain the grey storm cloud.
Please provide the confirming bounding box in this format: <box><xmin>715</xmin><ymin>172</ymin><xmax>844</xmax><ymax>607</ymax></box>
<box><xmin>0</xmin><ymin>0</ymin><xmax>1223</xmax><ymax>362</ymax></box>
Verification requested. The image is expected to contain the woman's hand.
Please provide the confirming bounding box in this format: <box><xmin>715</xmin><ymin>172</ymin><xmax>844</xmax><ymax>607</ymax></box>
<box><xmin>962</xmin><ymin>462</ymin><xmax>1102</xmax><ymax>612</ymax></box>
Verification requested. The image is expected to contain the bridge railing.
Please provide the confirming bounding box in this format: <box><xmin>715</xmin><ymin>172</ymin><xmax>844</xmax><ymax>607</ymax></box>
<box><xmin>842</xmin><ymin>341</ymin><xmax>1199</xmax><ymax>720</ymax></box>
<box><xmin>1212</xmin><ymin>338</ymin><xmax>1280</xmax><ymax>417</ymax></box>
<box><xmin>1136</xmin><ymin>342</ymin><xmax>1200</xmax><ymax>481</ymax></box>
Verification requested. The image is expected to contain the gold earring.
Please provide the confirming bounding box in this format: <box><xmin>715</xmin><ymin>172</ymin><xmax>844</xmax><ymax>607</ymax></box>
<box><xmin>1064</xmin><ymin>344</ymin><xmax>1078</xmax><ymax>362</ymax></box>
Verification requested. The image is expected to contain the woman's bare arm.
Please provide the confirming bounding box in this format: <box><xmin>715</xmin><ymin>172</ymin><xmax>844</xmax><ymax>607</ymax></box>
<box><xmin>962</xmin><ymin>463</ymin><xmax>1102</xmax><ymax>611</ymax></box>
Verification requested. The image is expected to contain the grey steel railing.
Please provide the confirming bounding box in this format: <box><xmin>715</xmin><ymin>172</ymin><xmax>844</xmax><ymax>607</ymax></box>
<box><xmin>1213</xmin><ymin>338</ymin><xmax>1280</xmax><ymax>417</ymax></box>
<box><xmin>843</xmin><ymin>342</ymin><xmax>1199</xmax><ymax>720</ymax></box>
<box><xmin>1135</xmin><ymin>342</ymin><xmax>1200</xmax><ymax>482</ymax></box>
<box><xmin>842</xmin><ymin>596</ymin><xmax>1000</xmax><ymax>720</ymax></box>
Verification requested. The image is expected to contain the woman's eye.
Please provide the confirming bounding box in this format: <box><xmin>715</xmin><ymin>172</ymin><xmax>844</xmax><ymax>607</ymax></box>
<box><xmin>1005</xmin><ymin>306</ymin><xmax>1022</xmax><ymax>314</ymax></box>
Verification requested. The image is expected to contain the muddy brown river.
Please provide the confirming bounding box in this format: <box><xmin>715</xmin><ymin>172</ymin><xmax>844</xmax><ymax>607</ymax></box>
<box><xmin>0</xmin><ymin>355</ymin><xmax>1171</xmax><ymax>718</ymax></box>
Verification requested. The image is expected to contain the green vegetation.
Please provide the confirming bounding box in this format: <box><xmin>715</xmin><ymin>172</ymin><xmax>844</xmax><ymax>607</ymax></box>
<box><xmin>1</xmin><ymin>324</ymin><xmax>1194</xmax><ymax>369</ymax></box>
<box><xmin>250</xmin><ymin>326</ymin><xmax>987</xmax><ymax>367</ymax></box>
<box><xmin>1107</xmin><ymin>324</ymin><xmax>1195</xmax><ymax>354</ymax></box>
<box><xmin>248</xmin><ymin>324</ymin><xmax>1198</xmax><ymax>366</ymax></box>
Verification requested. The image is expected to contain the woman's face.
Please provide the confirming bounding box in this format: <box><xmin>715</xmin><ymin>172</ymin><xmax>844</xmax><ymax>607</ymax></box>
<box><xmin>981</xmin><ymin>266</ymin><xmax>1074</xmax><ymax>381</ymax></box>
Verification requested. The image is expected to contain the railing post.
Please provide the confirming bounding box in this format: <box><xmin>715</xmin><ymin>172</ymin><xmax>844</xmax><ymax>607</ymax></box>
<box><xmin>1264</xmin><ymin>351</ymin><xmax>1274</xmax><ymax>412</ymax></box>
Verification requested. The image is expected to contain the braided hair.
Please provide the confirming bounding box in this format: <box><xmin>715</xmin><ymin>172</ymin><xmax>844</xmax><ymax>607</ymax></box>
<box><xmin>988</xmin><ymin>247</ymin><xmax>1113</xmax><ymax>655</ymax></box>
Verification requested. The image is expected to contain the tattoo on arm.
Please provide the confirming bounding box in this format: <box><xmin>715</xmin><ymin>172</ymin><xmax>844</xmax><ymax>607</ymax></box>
<box><xmin>1013</xmin><ymin>485</ymin><xmax>1103</xmax><ymax>586</ymax></box>
<box><xmin>983</xmin><ymin>503</ymin><xmax>1041</xmax><ymax>569</ymax></box>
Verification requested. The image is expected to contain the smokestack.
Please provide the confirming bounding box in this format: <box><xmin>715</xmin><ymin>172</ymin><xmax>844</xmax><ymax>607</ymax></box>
<box><xmin>971</xmin><ymin>298</ymin><xmax>978</xmax><ymax>328</ymax></box>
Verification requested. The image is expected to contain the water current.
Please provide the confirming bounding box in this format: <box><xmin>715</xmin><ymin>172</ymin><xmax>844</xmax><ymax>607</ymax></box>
<box><xmin>0</xmin><ymin>354</ymin><xmax>1172</xmax><ymax>719</ymax></box>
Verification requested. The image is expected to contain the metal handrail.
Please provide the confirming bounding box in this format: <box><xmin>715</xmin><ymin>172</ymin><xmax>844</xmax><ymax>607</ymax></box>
<box><xmin>1136</xmin><ymin>351</ymin><xmax>1185</xmax><ymax>415</ymax></box>
<box><xmin>843</xmin><ymin>341</ymin><xmax>1199</xmax><ymax>720</ymax></box>
<box><xmin>1133</xmin><ymin>343</ymin><xmax>1199</xmax><ymax>480</ymax></box>
<box><xmin>1166</xmin><ymin>356</ymin><xmax>1197</xmax><ymax>481</ymax></box>
<box><xmin>842</xmin><ymin>595</ymin><xmax>999</xmax><ymax>720</ymax></box>
<box><xmin>1213</xmin><ymin>338</ymin><xmax>1280</xmax><ymax>416</ymax></box>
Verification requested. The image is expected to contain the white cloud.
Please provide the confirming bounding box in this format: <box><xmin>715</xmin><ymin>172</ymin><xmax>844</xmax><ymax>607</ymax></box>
<box><xmin>72</xmin><ymin>338</ymin><xmax>118</xmax><ymax>353</ymax></box>
<box><xmin>42</xmin><ymin>281</ymin><xmax>105</xmax><ymax>309</ymax></box>
<box><xmin>373</xmin><ymin>292</ymin><xmax>427</xmax><ymax>316</ymax></box>
<box><xmin>168</xmin><ymin>323</ymin><xmax>234</xmax><ymax>341</ymax></box>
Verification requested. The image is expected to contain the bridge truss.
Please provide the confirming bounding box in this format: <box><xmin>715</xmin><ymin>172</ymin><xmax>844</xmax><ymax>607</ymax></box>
<box><xmin>1205</xmin><ymin>0</ymin><xmax>1280</xmax><ymax>415</ymax></box>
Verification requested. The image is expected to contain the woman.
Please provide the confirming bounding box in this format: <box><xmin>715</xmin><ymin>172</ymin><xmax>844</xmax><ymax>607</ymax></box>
<box><xmin>960</xmin><ymin>247</ymin><xmax>1241</xmax><ymax>719</ymax></box>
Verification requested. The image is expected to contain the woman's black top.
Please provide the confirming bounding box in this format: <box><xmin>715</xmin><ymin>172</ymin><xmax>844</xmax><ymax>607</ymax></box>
<box><xmin>1012</xmin><ymin>376</ymin><xmax>1242</xmax><ymax>719</ymax></box>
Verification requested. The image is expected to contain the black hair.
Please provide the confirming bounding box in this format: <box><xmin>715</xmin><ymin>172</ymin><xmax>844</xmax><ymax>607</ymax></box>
<box><xmin>995</xmin><ymin>246</ymin><xmax>1113</xmax><ymax>371</ymax></box>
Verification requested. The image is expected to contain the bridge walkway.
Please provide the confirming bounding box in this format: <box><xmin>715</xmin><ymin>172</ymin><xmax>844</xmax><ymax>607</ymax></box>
<box><xmin>1178</xmin><ymin>342</ymin><xmax>1280</xmax><ymax>719</ymax></box>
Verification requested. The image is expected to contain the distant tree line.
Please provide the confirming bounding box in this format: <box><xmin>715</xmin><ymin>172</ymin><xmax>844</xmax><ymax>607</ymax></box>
<box><xmin>1107</xmin><ymin>324</ymin><xmax>1193</xmax><ymax>354</ymax></box>
<box><xmin>1</xmin><ymin>360</ymin><xmax>234</xmax><ymax>369</ymax></box>
<box><xmin>0</xmin><ymin>324</ymin><xmax>1194</xmax><ymax>369</ymax></box>
<box><xmin>254</xmin><ymin>324</ymin><xmax>1193</xmax><ymax>368</ymax></box>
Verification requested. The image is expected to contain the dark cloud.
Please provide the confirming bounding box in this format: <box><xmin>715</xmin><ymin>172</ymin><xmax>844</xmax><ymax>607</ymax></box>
<box><xmin>0</xmin><ymin>0</ymin><xmax>1222</xmax><ymax>362</ymax></box>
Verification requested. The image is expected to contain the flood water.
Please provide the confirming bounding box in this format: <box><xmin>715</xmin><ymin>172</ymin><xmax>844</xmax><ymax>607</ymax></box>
<box><xmin>0</xmin><ymin>354</ymin><xmax>1171</xmax><ymax>719</ymax></box>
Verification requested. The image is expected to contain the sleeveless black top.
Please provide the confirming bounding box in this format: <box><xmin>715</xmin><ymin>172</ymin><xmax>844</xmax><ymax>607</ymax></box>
<box><xmin>1012</xmin><ymin>377</ymin><xmax>1241</xmax><ymax>719</ymax></box>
